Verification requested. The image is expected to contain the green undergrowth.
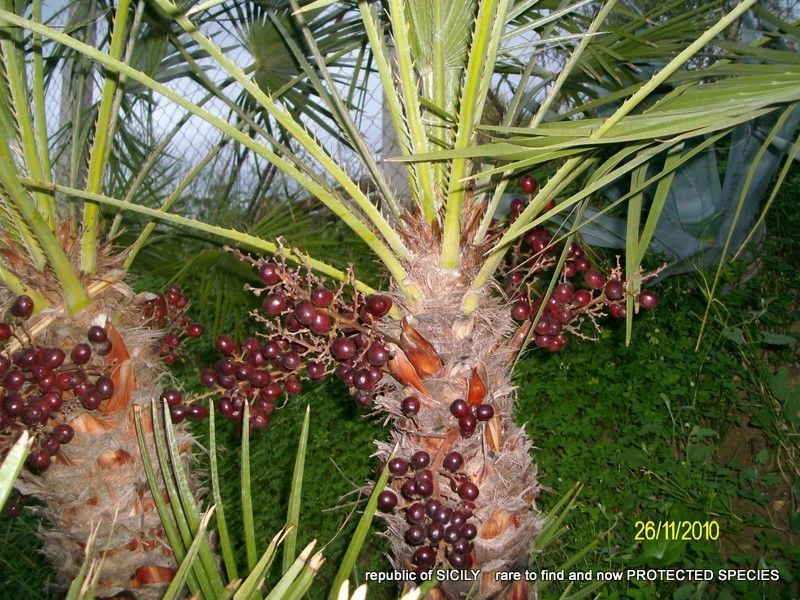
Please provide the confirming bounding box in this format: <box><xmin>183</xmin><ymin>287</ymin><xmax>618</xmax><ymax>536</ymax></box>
<box><xmin>1</xmin><ymin>170</ymin><xmax>798</xmax><ymax>598</ymax></box>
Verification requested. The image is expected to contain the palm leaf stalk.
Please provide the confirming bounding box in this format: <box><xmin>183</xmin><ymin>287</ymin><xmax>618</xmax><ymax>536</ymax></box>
<box><xmin>3</xmin><ymin>1</ymin><xmax>800</xmax><ymax>599</ymax></box>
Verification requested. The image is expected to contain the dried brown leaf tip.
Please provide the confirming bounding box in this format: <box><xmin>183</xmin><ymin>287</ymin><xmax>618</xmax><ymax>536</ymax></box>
<box><xmin>387</xmin><ymin>349</ymin><xmax>429</xmax><ymax>396</ymax></box>
<box><xmin>129</xmin><ymin>565</ymin><xmax>175</xmax><ymax>587</ymax></box>
<box><xmin>400</xmin><ymin>317</ymin><xmax>443</xmax><ymax>379</ymax></box>
<box><xmin>466</xmin><ymin>364</ymin><xmax>487</xmax><ymax>405</ymax></box>
<box><xmin>485</xmin><ymin>415</ymin><xmax>502</xmax><ymax>451</ymax></box>
<box><xmin>482</xmin><ymin>508</ymin><xmax>520</xmax><ymax>540</ymax></box>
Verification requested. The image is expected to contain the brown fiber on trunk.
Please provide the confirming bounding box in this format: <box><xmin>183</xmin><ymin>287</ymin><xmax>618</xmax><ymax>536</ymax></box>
<box><xmin>373</xmin><ymin>235</ymin><xmax>543</xmax><ymax>599</ymax></box>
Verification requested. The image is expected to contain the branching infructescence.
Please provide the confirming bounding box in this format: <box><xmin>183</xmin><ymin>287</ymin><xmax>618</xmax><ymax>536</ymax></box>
<box><xmin>194</xmin><ymin>247</ymin><xmax>394</xmax><ymax>432</ymax></box>
<box><xmin>499</xmin><ymin>175</ymin><xmax>660</xmax><ymax>351</ymax></box>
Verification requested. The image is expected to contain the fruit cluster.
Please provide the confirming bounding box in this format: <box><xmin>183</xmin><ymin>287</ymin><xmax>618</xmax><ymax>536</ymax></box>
<box><xmin>159</xmin><ymin>388</ymin><xmax>208</xmax><ymax>424</ymax></box>
<box><xmin>198</xmin><ymin>254</ymin><xmax>396</xmax><ymax>432</ymax></box>
<box><xmin>198</xmin><ymin>335</ymin><xmax>292</xmax><ymax>430</ymax></box>
<box><xmin>377</xmin><ymin>449</ymin><xmax>479</xmax><ymax>570</ymax></box>
<box><xmin>448</xmin><ymin>398</ymin><xmax>494</xmax><ymax>438</ymax></box>
<box><xmin>138</xmin><ymin>286</ymin><xmax>204</xmax><ymax>365</ymax></box>
<box><xmin>1</xmin><ymin>296</ymin><xmax>114</xmax><ymax>485</ymax></box>
<box><xmin>500</xmin><ymin>191</ymin><xmax>659</xmax><ymax>352</ymax></box>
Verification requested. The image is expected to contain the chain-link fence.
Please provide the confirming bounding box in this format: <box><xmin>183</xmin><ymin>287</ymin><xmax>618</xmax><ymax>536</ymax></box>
<box><xmin>41</xmin><ymin>2</ymin><xmax>389</xmax><ymax>213</ymax></box>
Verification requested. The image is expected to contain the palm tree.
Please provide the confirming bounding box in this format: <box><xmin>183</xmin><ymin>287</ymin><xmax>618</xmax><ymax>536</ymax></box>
<box><xmin>2</xmin><ymin>0</ymin><xmax>799</xmax><ymax>598</ymax></box>
<box><xmin>0</xmin><ymin>1</ymin><xmax>207</xmax><ymax>596</ymax></box>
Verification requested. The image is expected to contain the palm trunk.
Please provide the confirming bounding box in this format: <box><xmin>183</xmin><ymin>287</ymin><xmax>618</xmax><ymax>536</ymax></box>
<box><xmin>377</xmin><ymin>243</ymin><xmax>542</xmax><ymax>599</ymax></box>
<box><xmin>8</xmin><ymin>278</ymin><xmax>193</xmax><ymax>598</ymax></box>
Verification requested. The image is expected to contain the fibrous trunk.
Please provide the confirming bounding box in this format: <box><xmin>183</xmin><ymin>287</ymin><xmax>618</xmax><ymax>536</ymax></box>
<box><xmin>3</xmin><ymin>275</ymin><xmax>193</xmax><ymax>598</ymax></box>
<box><xmin>376</xmin><ymin>248</ymin><xmax>542</xmax><ymax>599</ymax></box>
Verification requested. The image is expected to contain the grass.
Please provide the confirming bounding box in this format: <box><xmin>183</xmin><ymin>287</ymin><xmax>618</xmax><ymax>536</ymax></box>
<box><xmin>1</xmin><ymin>168</ymin><xmax>798</xmax><ymax>598</ymax></box>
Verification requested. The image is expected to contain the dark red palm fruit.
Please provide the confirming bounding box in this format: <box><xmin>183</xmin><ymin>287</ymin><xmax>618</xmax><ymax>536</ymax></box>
<box><xmin>41</xmin><ymin>437</ymin><xmax>60</xmax><ymax>456</ymax></box>
<box><xmin>367</xmin><ymin>343</ymin><xmax>390</xmax><ymax>366</ymax></box>
<box><xmin>415</xmin><ymin>479</ymin><xmax>433</xmax><ymax>497</ymax></box>
<box><xmin>310</xmin><ymin>287</ymin><xmax>334</xmax><ymax>307</ymax></box>
<box><xmin>448</xmin><ymin>552</ymin><xmax>469</xmax><ymax>569</ymax></box>
<box><xmin>70</xmin><ymin>343</ymin><xmax>92</xmax><ymax>365</ymax></box>
<box><xmin>449</xmin><ymin>399</ymin><xmax>469</xmax><ymax>418</ymax></box>
<box><xmin>331</xmin><ymin>337</ymin><xmax>357</xmax><ymax>360</ymax></box>
<box><xmin>388</xmin><ymin>457</ymin><xmax>409</xmax><ymax>475</ymax></box>
<box><xmin>262</xmin><ymin>294</ymin><xmax>287</xmax><ymax>316</ymax></box>
<box><xmin>553</xmin><ymin>283</ymin><xmax>574</xmax><ymax>304</ymax></box>
<box><xmin>200</xmin><ymin>369</ymin><xmax>216</xmax><ymax>387</ymax></box>
<box><xmin>443</xmin><ymin>451</ymin><xmax>464</xmax><ymax>472</ymax></box>
<box><xmin>353</xmin><ymin>390</ymin><xmax>373</xmax><ymax>407</ymax></box>
<box><xmin>426</xmin><ymin>522</ymin><xmax>445</xmax><ymax>543</ymax></box>
<box><xmin>284</xmin><ymin>376</ymin><xmax>302</xmax><ymax>395</ymax></box>
<box><xmin>53</xmin><ymin>423</ymin><xmax>74</xmax><ymax>444</ymax></box>
<box><xmin>43</xmin><ymin>391</ymin><xmax>63</xmax><ymax>412</ymax></box>
<box><xmin>377</xmin><ymin>490</ymin><xmax>398</xmax><ymax>513</ymax></box>
<box><xmin>638</xmin><ymin>290</ymin><xmax>658</xmax><ymax>309</ymax></box>
<box><xmin>188</xmin><ymin>405</ymin><xmax>209</xmax><ymax>420</ymax></box>
<box><xmin>187</xmin><ymin>323</ymin><xmax>205</xmax><ymax>337</ymax></box>
<box><xmin>42</xmin><ymin>348</ymin><xmax>65</xmax><ymax>369</ymax></box>
<box><xmin>214</xmin><ymin>335</ymin><xmax>236</xmax><ymax>355</ymax></box>
<box><xmin>400</xmin><ymin>479</ymin><xmax>417</xmax><ymax>499</ymax></box>
<box><xmin>609</xmin><ymin>302</ymin><xmax>626</xmax><ymax>319</ymax></box>
<box><xmin>413</xmin><ymin>546</ymin><xmax>436</xmax><ymax>568</ymax></box>
<box><xmin>405</xmin><ymin>502</ymin><xmax>426</xmax><ymax>523</ymax></box>
<box><xmin>170</xmin><ymin>404</ymin><xmax>189</xmax><ymax>423</ymax></box>
<box><xmin>584</xmin><ymin>270</ymin><xmax>604</xmax><ymax>289</ymax></box>
<box><xmin>405</xmin><ymin>525</ymin><xmax>426</xmax><ymax>545</ymax></box>
<box><xmin>459</xmin><ymin>414</ymin><xmax>477</xmax><ymax>436</ymax></box>
<box><xmin>450</xmin><ymin>511</ymin><xmax>466</xmax><ymax>528</ymax></box>
<box><xmin>452</xmin><ymin>539</ymin><xmax>473</xmax><ymax>555</ymax></box>
<box><xmin>410</xmin><ymin>450</ymin><xmax>430</xmax><ymax>469</ymax></box>
<box><xmin>604</xmin><ymin>279</ymin><xmax>624</xmax><ymax>300</ymax></box>
<box><xmin>510</xmin><ymin>197</ymin><xmax>525</xmax><ymax>213</ymax></box>
<box><xmin>432</xmin><ymin>505</ymin><xmax>452</xmax><ymax>524</ymax></box>
<box><xmin>310</xmin><ymin>311</ymin><xmax>331</xmax><ymax>334</ymax></box>
<box><xmin>424</xmin><ymin>498</ymin><xmax>440</xmax><ymax>517</ymax></box>
<box><xmin>520</xmin><ymin>174</ymin><xmax>538</xmax><ymax>194</ymax></box>
<box><xmin>0</xmin><ymin>323</ymin><xmax>11</xmax><ymax>341</ymax></box>
<box><xmin>87</xmin><ymin>325</ymin><xmax>108</xmax><ymax>344</ymax></box>
<box><xmin>574</xmin><ymin>256</ymin><xmax>590</xmax><ymax>272</ymax></box>
<box><xmin>3</xmin><ymin>393</ymin><xmax>24</xmax><ymax>416</ymax></box>
<box><xmin>95</xmin><ymin>376</ymin><xmax>114</xmax><ymax>399</ymax></box>
<box><xmin>281</xmin><ymin>352</ymin><xmax>301</xmax><ymax>371</ymax></box>
<box><xmin>401</xmin><ymin>396</ymin><xmax>420</xmax><ymax>416</ymax></box>
<box><xmin>258</xmin><ymin>262</ymin><xmax>281</xmax><ymax>285</ymax></box>
<box><xmin>475</xmin><ymin>403</ymin><xmax>494</xmax><ymax>421</ymax></box>
<box><xmin>444</xmin><ymin>525</ymin><xmax>460</xmax><ymax>544</ymax></box>
<box><xmin>458</xmin><ymin>481</ymin><xmax>480</xmax><ymax>501</ymax></box>
<box><xmin>511</xmin><ymin>300</ymin><xmax>530</xmax><ymax>321</ymax></box>
<box><xmin>458</xmin><ymin>501</ymin><xmax>476</xmax><ymax>517</ymax></box>
<box><xmin>365</xmin><ymin>294</ymin><xmax>392</xmax><ymax>318</ymax></box>
<box><xmin>160</xmin><ymin>389</ymin><xmax>183</xmax><ymax>406</ymax></box>
<box><xmin>249</xmin><ymin>369</ymin><xmax>271</xmax><ymax>387</ymax></box>
<box><xmin>82</xmin><ymin>395</ymin><xmax>102</xmax><ymax>410</ymax></box>
<box><xmin>572</xmin><ymin>289</ymin><xmax>592</xmax><ymax>308</ymax></box>
<box><xmin>460</xmin><ymin>522</ymin><xmax>478</xmax><ymax>540</ymax></box>
<box><xmin>11</xmin><ymin>295</ymin><xmax>34</xmax><ymax>318</ymax></box>
<box><xmin>27</xmin><ymin>450</ymin><xmax>51</xmax><ymax>473</ymax></box>
<box><xmin>305</xmin><ymin>362</ymin><xmax>325</xmax><ymax>381</ymax></box>
<box><xmin>294</xmin><ymin>301</ymin><xmax>316</xmax><ymax>326</ymax></box>
<box><xmin>262</xmin><ymin>382</ymin><xmax>282</xmax><ymax>400</ymax></box>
